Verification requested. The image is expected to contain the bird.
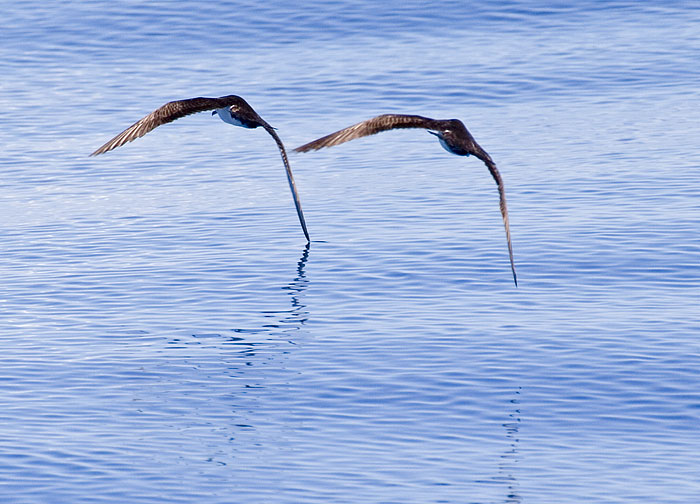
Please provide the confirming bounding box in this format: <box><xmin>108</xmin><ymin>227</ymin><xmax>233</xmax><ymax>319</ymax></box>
<box><xmin>90</xmin><ymin>95</ymin><xmax>309</xmax><ymax>242</ymax></box>
<box><xmin>294</xmin><ymin>114</ymin><xmax>516</xmax><ymax>286</ymax></box>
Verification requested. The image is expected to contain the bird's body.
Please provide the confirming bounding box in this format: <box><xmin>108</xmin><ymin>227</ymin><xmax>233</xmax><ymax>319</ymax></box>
<box><xmin>91</xmin><ymin>95</ymin><xmax>309</xmax><ymax>242</ymax></box>
<box><xmin>212</xmin><ymin>105</ymin><xmax>259</xmax><ymax>129</ymax></box>
<box><xmin>294</xmin><ymin>114</ymin><xmax>517</xmax><ymax>285</ymax></box>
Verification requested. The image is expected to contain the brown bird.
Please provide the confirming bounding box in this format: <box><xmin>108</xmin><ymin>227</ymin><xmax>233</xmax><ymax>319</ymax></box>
<box><xmin>91</xmin><ymin>95</ymin><xmax>309</xmax><ymax>242</ymax></box>
<box><xmin>294</xmin><ymin>114</ymin><xmax>516</xmax><ymax>285</ymax></box>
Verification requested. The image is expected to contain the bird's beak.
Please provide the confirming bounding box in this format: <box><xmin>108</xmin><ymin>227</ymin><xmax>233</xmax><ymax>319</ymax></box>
<box><xmin>427</xmin><ymin>130</ymin><xmax>439</xmax><ymax>137</ymax></box>
<box><xmin>211</xmin><ymin>111</ymin><xmax>218</xmax><ymax>116</ymax></box>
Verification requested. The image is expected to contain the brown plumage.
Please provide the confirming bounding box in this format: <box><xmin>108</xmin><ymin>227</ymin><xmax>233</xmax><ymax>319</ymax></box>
<box><xmin>295</xmin><ymin>114</ymin><xmax>517</xmax><ymax>286</ymax></box>
<box><xmin>91</xmin><ymin>95</ymin><xmax>309</xmax><ymax>242</ymax></box>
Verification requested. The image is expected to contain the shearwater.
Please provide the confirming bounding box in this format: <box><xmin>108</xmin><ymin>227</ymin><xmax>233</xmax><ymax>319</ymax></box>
<box><xmin>91</xmin><ymin>95</ymin><xmax>309</xmax><ymax>242</ymax></box>
<box><xmin>294</xmin><ymin>114</ymin><xmax>516</xmax><ymax>285</ymax></box>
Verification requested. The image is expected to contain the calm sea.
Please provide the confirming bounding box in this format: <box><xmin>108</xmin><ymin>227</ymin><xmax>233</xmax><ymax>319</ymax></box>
<box><xmin>1</xmin><ymin>1</ymin><xmax>699</xmax><ymax>503</ymax></box>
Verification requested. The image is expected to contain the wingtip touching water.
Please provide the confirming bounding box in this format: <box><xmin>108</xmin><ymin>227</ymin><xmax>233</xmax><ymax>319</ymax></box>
<box><xmin>90</xmin><ymin>95</ymin><xmax>310</xmax><ymax>242</ymax></box>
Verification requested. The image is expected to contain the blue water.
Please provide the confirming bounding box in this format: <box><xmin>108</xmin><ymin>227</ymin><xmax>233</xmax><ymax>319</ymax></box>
<box><xmin>2</xmin><ymin>1</ymin><xmax>700</xmax><ymax>502</ymax></box>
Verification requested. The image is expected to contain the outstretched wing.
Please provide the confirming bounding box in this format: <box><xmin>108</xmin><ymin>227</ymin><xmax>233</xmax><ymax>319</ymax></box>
<box><xmin>90</xmin><ymin>95</ymin><xmax>245</xmax><ymax>156</ymax></box>
<box><xmin>261</xmin><ymin>124</ymin><xmax>310</xmax><ymax>243</ymax></box>
<box><xmin>294</xmin><ymin>114</ymin><xmax>444</xmax><ymax>152</ymax></box>
<box><xmin>481</xmin><ymin>158</ymin><xmax>517</xmax><ymax>287</ymax></box>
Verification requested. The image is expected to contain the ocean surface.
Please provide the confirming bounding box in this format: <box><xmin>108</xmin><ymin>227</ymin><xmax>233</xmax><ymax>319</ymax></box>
<box><xmin>2</xmin><ymin>1</ymin><xmax>700</xmax><ymax>502</ymax></box>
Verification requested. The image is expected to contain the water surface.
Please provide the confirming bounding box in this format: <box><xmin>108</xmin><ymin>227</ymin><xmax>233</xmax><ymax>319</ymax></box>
<box><xmin>1</xmin><ymin>1</ymin><xmax>700</xmax><ymax>503</ymax></box>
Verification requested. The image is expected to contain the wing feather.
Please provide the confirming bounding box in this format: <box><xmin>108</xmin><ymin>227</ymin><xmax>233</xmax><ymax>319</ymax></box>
<box><xmin>90</xmin><ymin>95</ymin><xmax>245</xmax><ymax>156</ymax></box>
<box><xmin>294</xmin><ymin>114</ymin><xmax>444</xmax><ymax>152</ymax></box>
<box><xmin>261</xmin><ymin>124</ymin><xmax>310</xmax><ymax>242</ymax></box>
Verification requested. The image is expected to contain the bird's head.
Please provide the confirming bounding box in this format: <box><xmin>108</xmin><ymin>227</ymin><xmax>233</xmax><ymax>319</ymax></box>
<box><xmin>429</xmin><ymin>120</ymin><xmax>475</xmax><ymax>157</ymax></box>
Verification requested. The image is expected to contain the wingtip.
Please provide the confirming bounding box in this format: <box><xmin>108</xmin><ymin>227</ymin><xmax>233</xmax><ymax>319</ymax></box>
<box><xmin>90</xmin><ymin>145</ymin><xmax>110</xmax><ymax>157</ymax></box>
<box><xmin>293</xmin><ymin>142</ymin><xmax>326</xmax><ymax>153</ymax></box>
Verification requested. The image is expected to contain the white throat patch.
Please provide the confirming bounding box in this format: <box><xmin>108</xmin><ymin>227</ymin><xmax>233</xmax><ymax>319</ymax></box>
<box><xmin>215</xmin><ymin>107</ymin><xmax>246</xmax><ymax>127</ymax></box>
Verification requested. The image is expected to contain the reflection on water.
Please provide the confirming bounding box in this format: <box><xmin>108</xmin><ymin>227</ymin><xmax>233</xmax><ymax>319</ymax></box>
<box><xmin>275</xmin><ymin>242</ymin><xmax>310</xmax><ymax>332</ymax></box>
<box><xmin>184</xmin><ymin>244</ymin><xmax>310</xmax><ymax>370</ymax></box>
<box><xmin>501</xmin><ymin>387</ymin><xmax>522</xmax><ymax>504</ymax></box>
<box><xmin>260</xmin><ymin>242</ymin><xmax>310</xmax><ymax>336</ymax></box>
<box><xmin>3</xmin><ymin>0</ymin><xmax>700</xmax><ymax>502</ymax></box>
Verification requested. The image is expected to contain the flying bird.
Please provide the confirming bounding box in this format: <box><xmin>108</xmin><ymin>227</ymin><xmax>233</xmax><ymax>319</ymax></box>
<box><xmin>294</xmin><ymin>114</ymin><xmax>516</xmax><ymax>285</ymax></box>
<box><xmin>91</xmin><ymin>95</ymin><xmax>309</xmax><ymax>242</ymax></box>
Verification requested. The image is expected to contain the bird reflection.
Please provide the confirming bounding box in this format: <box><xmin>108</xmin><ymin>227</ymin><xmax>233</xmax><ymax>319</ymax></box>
<box><xmin>226</xmin><ymin>243</ymin><xmax>310</xmax><ymax>359</ymax></box>
<box><xmin>267</xmin><ymin>242</ymin><xmax>310</xmax><ymax>332</ymax></box>
<box><xmin>498</xmin><ymin>386</ymin><xmax>522</xmax><ymax>503</ymax></box>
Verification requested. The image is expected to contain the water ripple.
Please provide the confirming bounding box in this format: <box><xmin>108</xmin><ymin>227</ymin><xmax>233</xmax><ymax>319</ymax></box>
<box><xmin>2</xmin><ymin>1</ymin><xmax>700</xmax><ymax>503</ymax></box>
